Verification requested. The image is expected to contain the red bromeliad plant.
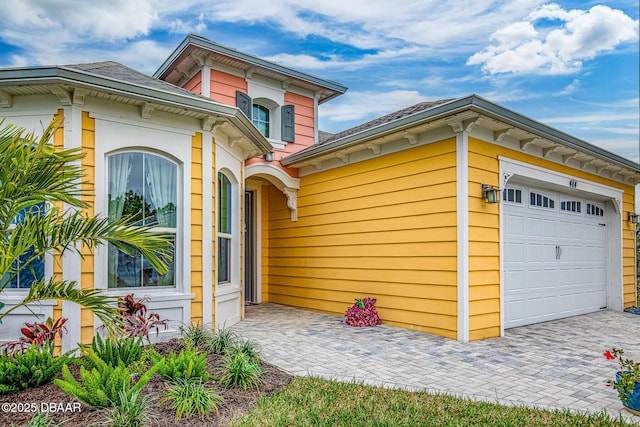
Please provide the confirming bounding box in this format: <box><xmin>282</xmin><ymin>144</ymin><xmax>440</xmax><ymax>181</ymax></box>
<box><xmin>118</xmin><ymin>294</ymin><xmax>168</xmax><ymax>344</ymax></box>
<box><xmin>345</xmin><ymin>297</ymin><xmax>382</xmax><ymax>327</ymax></box>
<box><xmin>0</xmin><ymin>317</ymin><xmax>68</xmax><ymax>355</ymax></box>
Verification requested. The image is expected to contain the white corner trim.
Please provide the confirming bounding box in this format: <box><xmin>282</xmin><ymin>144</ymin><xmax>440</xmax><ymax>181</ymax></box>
<box><xmin>201</xmin><ymin>64</ymin><xmax>211</xmax><ymax>98</ymax></box>
<box><xmin>456</xmin><ymin>133</ymin><xmax>470</xmax><ymax>342</ymax></box>
<box><xmin>202</xmin><ymin>136</ymin><xmax>214</xmax><ymax>325</ymax></box>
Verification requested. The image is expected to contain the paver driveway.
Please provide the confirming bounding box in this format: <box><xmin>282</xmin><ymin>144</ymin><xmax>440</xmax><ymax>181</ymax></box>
<box><xmin>232</xmin><ymin>303</ymin><xmax>640</xmax><ymax>422</ymax></box>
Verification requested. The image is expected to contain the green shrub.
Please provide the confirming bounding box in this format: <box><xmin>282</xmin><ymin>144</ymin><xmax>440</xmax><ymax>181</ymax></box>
<box><xmin>86</xmin><ymin>334</ymin><xmax>144</xmax><ymax>368</ymax></box>
<box><xmin>206</xmin><ymin>328</ymin><xmax>238</xmax><ymax>355</ymax></box>
<box><xmin>162</xmin><ymin>378</ymin><xmax>222</xmax><ymax>420</ymax></box>
<box><xmin>232</xmin><ymin>338</ymin><xmax>261</xmax><ymax>363</ymax></box>
<box><xmin>103</xmin><ymin>387</ymin><xmax>159</xmax><ymax>427</ymax></box>
<box><xmin>150</xmin><ymin>346</ymin><xmax>207</xmax><ymax>383</ymax></box>
<box><xmin>219</xmin><ymin>350</ymin><xmax>265</xmax><ymax>391</ymax></box>
<box><xmin>54</xmin><ymin>348</ymin><xmax>161</xmax><ymax>408</ymax></box>
<box><xmin>12</xmin><ymin>411</ymin><xmax>59</xmax><ymax>427</ymax></box>
<box><xmin>179</xmin><ymin>322</ymin><xmax>213</xmax><ymax>348</ymax></box>
<box><xmin>0</xmin><ymin>342</ymin><xmax>69</xmax><ymax>394</ymax></box>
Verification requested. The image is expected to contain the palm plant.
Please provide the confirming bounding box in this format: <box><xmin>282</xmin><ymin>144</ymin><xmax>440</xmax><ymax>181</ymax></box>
<box><xmin>0</xmin><ymin>118</ymin><xmax>173</xmax><ymax>332</ymax></box>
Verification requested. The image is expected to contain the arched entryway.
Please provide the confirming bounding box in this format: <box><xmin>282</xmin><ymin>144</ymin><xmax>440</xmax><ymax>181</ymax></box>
<box><xmin>244</xmin><ymin>163</ymin><xmax>300</xmax><ymax>306</ymax></box>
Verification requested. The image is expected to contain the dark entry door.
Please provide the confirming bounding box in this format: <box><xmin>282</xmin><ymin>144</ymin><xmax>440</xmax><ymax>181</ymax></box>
<box><xmin>244</xmin><ymin>190</ymin><xmax>256</xmax><ymax>303</ymax></box>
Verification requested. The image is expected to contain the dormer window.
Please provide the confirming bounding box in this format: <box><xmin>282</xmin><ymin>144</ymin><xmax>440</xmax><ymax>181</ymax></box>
<box><xmin>236</xmin><ymin>91</ymin><xmax>295</xmax><ymax>145</ymax></box>
<box><xmin>252</xmin><ymin>104</ymin><xmax>270</xmax><ymax>138</ymax></box>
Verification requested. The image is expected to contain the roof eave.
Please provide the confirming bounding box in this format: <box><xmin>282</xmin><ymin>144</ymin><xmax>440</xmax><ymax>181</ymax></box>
<box><xmin>153</xmin><ymin>34</ymin><xmax>348</xmax><ymax>96</ymax></box>
<box><xmin>0</xmin><ymin>66</ymin><xmax>272</xmax><ymax>156</ymax></box>
<box><xmin>283</xmin><ymin>94</ymin><xmax>640</xmax><ymax>173</ymax></box>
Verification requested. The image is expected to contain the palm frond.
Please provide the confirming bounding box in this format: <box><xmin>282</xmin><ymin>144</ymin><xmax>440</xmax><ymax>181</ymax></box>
<box><xmin>0</xmin><ymin>279</ymin><xmax>124</xmax><ymax>334</ymax></box>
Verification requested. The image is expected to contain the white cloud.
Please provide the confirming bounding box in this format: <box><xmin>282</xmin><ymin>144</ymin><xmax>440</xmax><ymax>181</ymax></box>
<box><xmin>467</xmin><ymin>3</ymin><xmax>638</xmax><ymax>75</ymax></box>
<box><xmin>318</xmin><ymin>90</ymin><xmax>427</xmax><ymax>125</ymax></box>
<box><xmin>207</xmin><ymin>0</ymin><xmax>545</xmax><ymax>51</ymax></box>
<box><xmin>168</xmin><ymin>14</ymin><xmax>207</xmax><ymax>35</ymax></box>
<box><xmin>264</xmin><ymin>46</ymin><xmax>423</xmax><ymax>71</ymax></box>
<box><xmin>560</xmin><ymin>79</ymin><xmax>581</xmax><ymax>95</ymax></box>
<box><xmin>2</xmin><ymin>0</ymin><xmax>158</xmax><ymax>42</ymax></box>
<box><xmin>540</xmin><ymin>112</ymin><xmax>640</xmax><ymax>123</ymax></box>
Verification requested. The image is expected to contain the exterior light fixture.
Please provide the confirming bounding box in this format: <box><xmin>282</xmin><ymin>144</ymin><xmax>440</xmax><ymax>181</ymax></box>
<box><xmin>482</xmin><ymin>184</ymin><xmax>500</xmax><ymax>204</ymax></box>
<box><xmin>264</xmin><ymin>152</ymin><xmax>274</xmax><ymax>162</ymax></box>
<box><xmin>628</xmin><ymin>212</ymin><xmax>640</xmax><ymax>224</ymax></box>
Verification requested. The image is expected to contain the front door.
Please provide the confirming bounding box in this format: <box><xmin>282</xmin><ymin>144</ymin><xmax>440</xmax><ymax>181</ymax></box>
<box><xmin>244</xmin><ymin>190</ymin><xmax>257</xmax><ymax>303</ymax></box>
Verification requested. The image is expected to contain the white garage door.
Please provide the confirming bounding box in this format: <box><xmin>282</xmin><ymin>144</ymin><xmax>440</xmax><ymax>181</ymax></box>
<box><xmin>503</xmin><ymin>185</ymin><xmax>607</xmax><ymax>328</ymax></box>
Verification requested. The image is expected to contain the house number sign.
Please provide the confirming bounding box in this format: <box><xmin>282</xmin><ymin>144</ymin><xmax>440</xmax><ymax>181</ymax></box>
<box><xmin>569</xmin><ymin>179</ymin><xmax>577</xmax><ymax>188</ymax></box>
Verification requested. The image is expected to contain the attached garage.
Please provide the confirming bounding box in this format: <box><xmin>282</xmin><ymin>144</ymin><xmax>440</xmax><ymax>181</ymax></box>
<box><xmin>499</xmin><ymin>157</ymin><xmax>626</xmax><ymax>331</ymax></box>
<box><xmin>277</xmin><ymin>96</ymin><xmax>639</xmax><ymax>342</ymax></box>
<box><xmin>503</xmin><ymin>183</ymin><xmax>607</xmax><ymax>328</ymax></box>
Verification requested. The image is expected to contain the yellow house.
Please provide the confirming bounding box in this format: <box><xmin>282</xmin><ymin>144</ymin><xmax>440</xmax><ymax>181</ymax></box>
<box><xmin>1</xmin><ymin>34</ymin><xmax>638</xmax><ymax>348</ymax></box>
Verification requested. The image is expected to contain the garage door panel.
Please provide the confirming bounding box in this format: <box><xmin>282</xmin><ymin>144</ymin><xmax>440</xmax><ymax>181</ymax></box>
<box><xmin>505</xmin><ymin>242</ymin><xmax>524</xmax><ymax>263</ymax></box>
<box><xmin>505</xmin><ymin>213</ymin><xmax>524</xmax><ymax>236</ymax></box>
<box><xmin>504</xmin><ymin>185</ymin><xmax>606</xmax><ymax>329</ymax></box>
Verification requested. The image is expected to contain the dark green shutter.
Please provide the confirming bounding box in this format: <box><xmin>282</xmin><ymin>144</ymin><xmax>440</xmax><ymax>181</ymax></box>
<box><xmin>236</xmin><ymin>91</ymin><xmax>252</xmax><ymax>119</ymax></box>
<box><xmin>281</xmin><ymin>104</ymin><xmax>295</xmax><ymax>142</ymax></box>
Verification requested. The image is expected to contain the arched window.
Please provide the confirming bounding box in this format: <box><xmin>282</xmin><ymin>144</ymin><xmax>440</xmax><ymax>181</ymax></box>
<box><xmin>2</xmin><ymin>203</ymin><xmax>45</xmax><ymax>288</ymax></box>
<box><xmin>107</xmin><ymin>152</ymin><xmax>177</xmax><ymax>288</ymax></box>
<box><xmin>218</xmin><ymin>172</ymin><xmax>232</xmax><ymax>283</ymax></box>
<box><xmin>252</xmin><ymin>104</ymin><xmax>270</xmax><ymax>138</ymax></box>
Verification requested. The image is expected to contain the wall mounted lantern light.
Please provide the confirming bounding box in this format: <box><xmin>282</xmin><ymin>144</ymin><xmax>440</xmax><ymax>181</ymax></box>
<box><xmin>482</xmin><ymin>184</ymin><xmax>501</xmax><ymax>204</ymax></box>
<box><xmin>628</xmin><ymin>212</ymin><xmax>640</xmax><ymax>224</ymax></box>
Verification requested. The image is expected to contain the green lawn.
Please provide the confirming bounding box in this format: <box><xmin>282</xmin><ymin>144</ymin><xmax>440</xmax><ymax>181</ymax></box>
<box><xmin>234</xmin><ymin>377</ymin><xmax>636</xmax><ymax>427</ymax></box>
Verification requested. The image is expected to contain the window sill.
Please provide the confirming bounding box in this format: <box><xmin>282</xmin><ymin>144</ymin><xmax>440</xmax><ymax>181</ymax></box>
<box><xmin>105</xmin><ymin>288</ymin><xmax>195</xmax><ymax>303</ymax></box>
<box><xmin>215</xmin><ymin>285</ymin><xmax>241</xmax><ymax>298</ymax></box>
<box><xmin>267</xmin><ymin>138</ymin><xmax>286</xmax><ymax>150</ymax></box>
<box><xmin>0</xmin><ymin>294</ymin><xmax>58</xmax><ymax>306</ymax></box>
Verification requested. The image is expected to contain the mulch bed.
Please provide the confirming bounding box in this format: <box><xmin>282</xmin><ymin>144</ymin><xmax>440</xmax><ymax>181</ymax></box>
<box><xmin>1</xmin><ymin>339</ymin><xmax>293</xmax><ymax>426</ymax></box>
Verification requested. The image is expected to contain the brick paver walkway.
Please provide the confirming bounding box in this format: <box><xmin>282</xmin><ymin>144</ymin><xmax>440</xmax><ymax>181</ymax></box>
<box><xmin>232</xmin><ymin>303</ymin><xmax>640</xmax><ymax>423</ymax></box>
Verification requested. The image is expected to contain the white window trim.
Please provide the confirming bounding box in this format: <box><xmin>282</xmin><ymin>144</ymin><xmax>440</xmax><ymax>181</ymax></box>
<box><xmin>104</xmin><ymin>150</ymin><xmax>181</xmax><ymax>291</ymax></box>
<box><xmin>93</xmin><ymin>118</ymin><xmax>192</xmax><ymax>302</ymax></box>
<box><xmin>247</xmin><ymin>79</ymin><xmax>286</xmax><ymax>147</ymax></box>
<box><xmin>216</xmin><ymin>168</ymin><xmax>241</xmax><ymax>289</ymax></box>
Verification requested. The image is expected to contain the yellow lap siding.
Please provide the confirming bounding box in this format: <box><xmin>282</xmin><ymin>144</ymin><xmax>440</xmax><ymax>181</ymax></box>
<box><xmin>52</xmin><ymin>110</ymin><xmax>64</xmax><ymax>353</ymax></box>
<box><xmin>622</xmin><ymin>192</ymin><xmax>637</xmax><ymax>307</ymax></box>
<box><xmin>265</xmin><ymin>138</ymin><xmax>459</xmax><ymax>337</ymax></box>
<box><xmin>80</xmin><ymin>112</ymin><xmax>95</xmax><ymax>345</ymax></box>
<box><xmin>191</xmin><ymin>133</ymin><xmax>203</xmax><ymax>323</ymax></box>
<box><xmin>268</xmin><ymin>241</ymin><xmax>458</xmax><ymax>258</ymax></box>
<box><xmin>260</xmin><ymin>187</ymin><xmax>270</xmax><ymax>302</ymax></box>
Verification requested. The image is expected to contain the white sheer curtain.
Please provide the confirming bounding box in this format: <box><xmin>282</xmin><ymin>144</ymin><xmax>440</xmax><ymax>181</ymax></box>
<box><xmin>145</xmin><ymin>156</ymin><xmax>176</xmax><ymax>228</ymax></box>
<box><xmin>107</xmin><ymin>153</ymin><xmax>133</xmax><ymax>288</ymax></box>
<box><xmin>145</xmin><ymin>155</ymin><xmax>176</xmax><ymax>286</ymax></box>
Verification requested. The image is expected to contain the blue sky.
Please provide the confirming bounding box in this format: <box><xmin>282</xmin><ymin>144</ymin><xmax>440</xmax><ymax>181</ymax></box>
<box><xmin>0</xmin><ymin>0</ymin><xmax>638</xmax><ymax>167</ymax></box>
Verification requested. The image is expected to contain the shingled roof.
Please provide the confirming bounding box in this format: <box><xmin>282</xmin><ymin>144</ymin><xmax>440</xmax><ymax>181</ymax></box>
<box><xmin>319</xmin><ymin>99</ymin><xmax>455</xmax><ymax>145</ymax></box>
<box><xmin>65</xmin><ymin>61</ymin><xmax>214</xmax><ymax>102</ymax></box>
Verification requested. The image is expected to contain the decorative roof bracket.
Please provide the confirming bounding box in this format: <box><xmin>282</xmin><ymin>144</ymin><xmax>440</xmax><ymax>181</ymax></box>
<box><xmin>0</xmin><ymin>90</ymin><xmax>13</xmax><ymax>107</ymax></box>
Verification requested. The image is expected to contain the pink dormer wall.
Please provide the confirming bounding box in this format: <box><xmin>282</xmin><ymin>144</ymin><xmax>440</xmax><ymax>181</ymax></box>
<box><xmin>183</xmin><ymin>71</ymin><xmax>202</xmax><ymax>95</ymax></box>
<box><xmin>179</xmin><ymin>67</ymin><xmax>315</xmax><ymax>175</ymax></box>
<box><xmin>282</xmin><ymin>91</ymin><xmax>314</xmax><ymax>155</ymax></box>
<box><xmin>210</xmin><ymin>70</ymin><xmax>248</xmax><ymax>105</ymax></box>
